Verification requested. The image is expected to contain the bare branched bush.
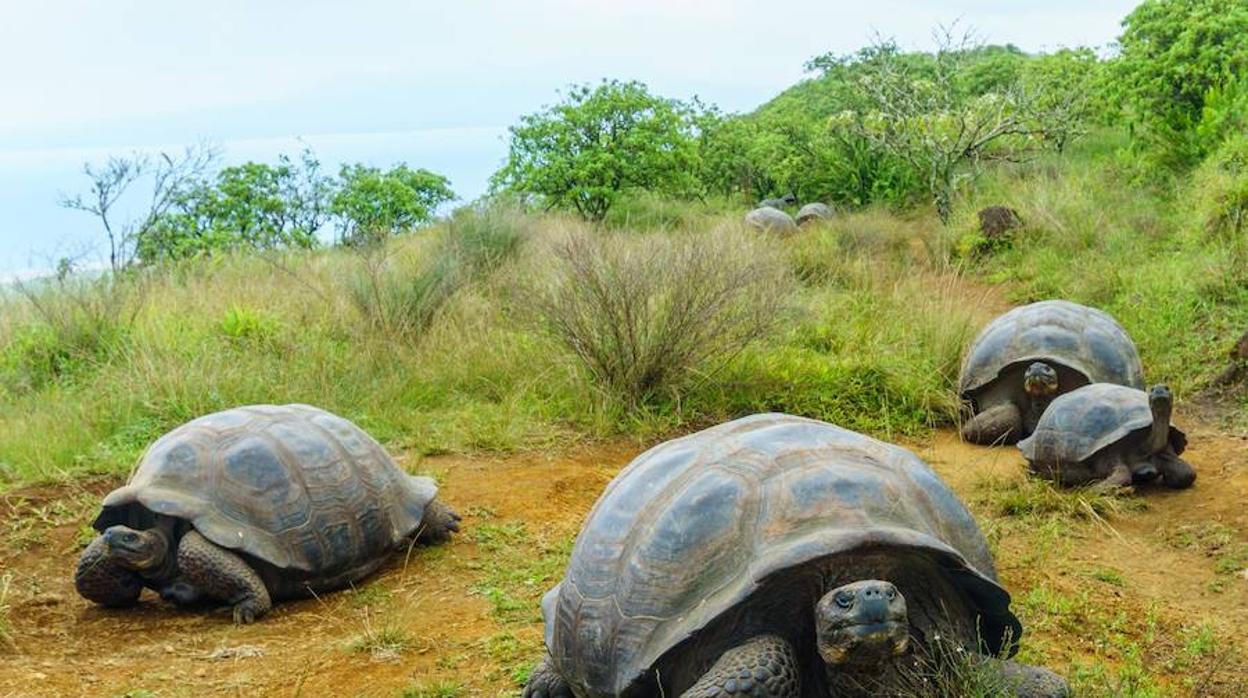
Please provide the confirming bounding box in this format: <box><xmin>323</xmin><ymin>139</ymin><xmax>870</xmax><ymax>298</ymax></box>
<box><xmin>530</xmin><ymin>227</ymin><xmax>791</xmax><ymax>407</ymax></box>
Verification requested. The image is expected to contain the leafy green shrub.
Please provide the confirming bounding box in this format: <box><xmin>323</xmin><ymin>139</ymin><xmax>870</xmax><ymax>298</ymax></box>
<box><xmin>332</xmin><ymin>164</ymin><xmax>455</xmax><ymax>244</ymax></box>
<box><xmin>1112</xmin><ymin>0</ymin><xmax>1248</xmax><ymax>168</ymax></box>
<box><xmin>445</xmin><ymin>201</ymin><xmax>529</xmax><ymax>275</ymax></box>
<box><xmin>492</xmin><ymin>80</ymin><xmax>701</xmax><ymax>221</ymax></box>
<box><xmin>529</xmin><ymin>227</ymin><xmax>791</xmax><ymax>407</ymax></box>
<box><xmin>139</xmin><ymin>149</ymin><xmax>329</xmax><ymax>264</ymax></box>
<box><xmin>1191</xmin><ymin>134</ymin><xmax>1248</xmax><ymax>239</ymax></box>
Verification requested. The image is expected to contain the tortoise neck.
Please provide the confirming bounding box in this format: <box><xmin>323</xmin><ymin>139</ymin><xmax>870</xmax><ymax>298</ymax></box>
<box><xmin>138</xmin><ymin>517</ymin><xmax>181</xmax><ymax>584</ymax></box>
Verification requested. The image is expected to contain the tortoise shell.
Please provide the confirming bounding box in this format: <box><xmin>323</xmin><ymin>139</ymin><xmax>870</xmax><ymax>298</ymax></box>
<box><xmin>541</xmin><ymin>413</ymin><xmax>1019</xmax><ymax>697</ymax></box>
<box><xmin>1018</xmin><ymin>383</ymin><xmax>1186</xmax><ymax>464</ymax></box>
<box><xmin>92</xmin><ymin>404</ymin><xmax>437</xmax><ymax>575</ymax></box>
<box><xmin>744</xmin><ymin>206</ymin><xmax>798</xmax><ymax>234</ymax></box>
<box><xmin>959</xmin><ymin>300</ymin><xmax>1144</xmax><ymax>400</ymax></box>
<box><xmin>796</xmin><ymin>202</ymin><xmax>834</xmax><ymax>224</ymax></box>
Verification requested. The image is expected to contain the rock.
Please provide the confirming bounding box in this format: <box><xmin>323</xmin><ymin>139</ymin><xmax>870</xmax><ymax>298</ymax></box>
<box><xmin>977</xmin><ymin>206</ymin><xmax>1023</xmax><ymax>240</ymax></box>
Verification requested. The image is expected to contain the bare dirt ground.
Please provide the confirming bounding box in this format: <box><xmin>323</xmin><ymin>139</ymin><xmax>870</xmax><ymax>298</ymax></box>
<box><xmin>1</xmin><ymin>423</ymin><xmax>1246</xmax><ymax>697</ymax></box>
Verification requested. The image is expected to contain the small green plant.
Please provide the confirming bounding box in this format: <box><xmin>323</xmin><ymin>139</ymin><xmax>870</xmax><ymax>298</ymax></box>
<box><xmin>219</xmin><ymin>306</ymin><xmax>278</xmax><ymax>342</ymax></box>
<box><xmin>348</xmin><ymin>612</ymin><xmax>415</xmax><ymax>661</ymax></box>
<box><xmin>349</xmin><ymin>583</ymin><xmax>392</xmax><ymax>608</ymax></box>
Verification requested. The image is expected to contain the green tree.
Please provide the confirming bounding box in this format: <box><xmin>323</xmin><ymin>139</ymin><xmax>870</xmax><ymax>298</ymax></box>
<box><xmin>138</xmin><ymin>148</ymin><xmax>330</xmax><ymax>263</ymax></box>
<box><xmin>1021</xmin><ymin>48</ymin><xmax>1104</xmax><ymax>153</ymax></box>
<box><xmin>1113</xmin><ymin>0</ymin><xmax>1248</xmax><ymax>167</ymax></box>
<box><xmin>331</xmin><ymin>164</ymin><xmax>455</xmax><ymax>244</ymax></box>
<box><xmin>492</xmin><ymin>79</ymin><xmax>701</xmax><ymax>221</ymax></box>
<box><xmin>834</xmin><ymin>34</ymin><xmax>1068</xmax><ymax>222</ymax></box>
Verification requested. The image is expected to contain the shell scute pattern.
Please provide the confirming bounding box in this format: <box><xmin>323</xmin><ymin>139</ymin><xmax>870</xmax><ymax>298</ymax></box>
<box><xmin>94</xmin><ymin>404</ymin><xmax>434</xmax><ymax>575</ymax></box>
<box><xmin>1019</xmin><ymin>383</ymin><xmax>1161</xmax><ymax>463</ymax></box>
<box><xmin>545</xmin><ymin>413</ymin><xmax>1014</xmax><ymax>697</ymax></box>
<box><xmin>959</xmin><ymin>300</ymin><xmax>1144</xmax><ymax>398</ymax></box>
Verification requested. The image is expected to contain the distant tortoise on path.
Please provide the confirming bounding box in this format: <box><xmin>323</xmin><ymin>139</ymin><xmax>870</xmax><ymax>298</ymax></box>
<box><xmin>1019</xmin><ymin>383</ymin><xmax>1196</xmax><ymax>490</ymax></box>
<box><xmin>796</xmin><ymin>202</ymin><xmax>834</xmax><ymax>225</ymax></box>
<box><xmin>75</xmin><ymin>404</ymin><xmax>460</xmax><ymax>623</ymax></box>
<box><xmin>745</xmin><ymin>206</ymin><xmax>799</xmax><ymax>234</ymax></box>
<box><xmin>959</xmin><ymin>300</ymin><xmax>1144</xmax><ymax>446</ymax></box>
<box><xmin>524</xmin><ymin>413</ymin><xmax>1067</xmax><ymax>698</ymax></box>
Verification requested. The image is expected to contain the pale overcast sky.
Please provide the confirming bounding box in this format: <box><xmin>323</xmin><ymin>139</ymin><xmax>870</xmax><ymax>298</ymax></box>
<box><xmin>0</xmin><ymin>0</ymin><xmax>1140</xmax><ymax>275</ymax></box>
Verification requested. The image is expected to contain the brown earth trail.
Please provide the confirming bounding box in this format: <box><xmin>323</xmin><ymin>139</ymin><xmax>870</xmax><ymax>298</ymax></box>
<box><xmin>1</xmin><ymin>428</ymin><xmax>1246</xmax><ymax>697</ymax></box>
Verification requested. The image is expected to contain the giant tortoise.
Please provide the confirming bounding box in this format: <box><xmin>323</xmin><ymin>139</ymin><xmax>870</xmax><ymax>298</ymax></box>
<box><xmin>74</xmin><ymin>404</ymin><xmax>460</xmax><ymax>622</ymax></box>
<box><xmin>745</xmin><ymin>206</ymin><xmax>799</xmax><ymax>235</ymax></box>
<box><xmin>959</xmin><ymin>300</ymin><xmax>1144</xmax><ymax>445</ymax></box>
<box><xmin>1019</xmin><ymin>383</ymin><xmax>1196</xmax><ymax>490</ymax></box>
<box><xmin>523</xmin><ymin>413</ymin><xmax>1067</xmax><ymax>697</ymax></box>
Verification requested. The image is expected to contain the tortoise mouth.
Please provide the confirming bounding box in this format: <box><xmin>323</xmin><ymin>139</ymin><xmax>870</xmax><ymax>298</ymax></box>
<box><xmin>819</xmin><ymin>619</ymin><xmax>910</xmax><ymax>665</ymax></box>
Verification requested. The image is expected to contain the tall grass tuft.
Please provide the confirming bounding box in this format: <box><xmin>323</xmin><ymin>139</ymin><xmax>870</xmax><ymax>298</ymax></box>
<box><xmin>2</xmin><ymin>274</ymin><xmax>143</xmax><ymax>396</ymax></box>
<box><xmin>527</xmin><ymin>226</ymin><xmax>791</xmax><ymax>408</ymax></box>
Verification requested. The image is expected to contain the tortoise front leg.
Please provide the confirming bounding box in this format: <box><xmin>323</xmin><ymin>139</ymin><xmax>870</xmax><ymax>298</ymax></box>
<box><xmin>1155</xmin><ymin>450</ymin><xmax>1196</xmax><ymax>489</ymax></box>
<box><xmin>176</xmin><ymin>531</ymin><xmax>271</xmax><ymax>623</ymax></box>
<box><xmin>75</xmin><ymin>535</ymin><xmax>143</xmax><ymax>607</ymax></box>
<box><xmin>682</xmin><ymin>635</ymin><xmax>801</xmax><ymax>698</ymax></box>
<box><xmin>522</xmin><ymin>654</ymin><xmax>573</xmax><ymax>698</ymax></box>
<box><xmin>961</xmin><ymin>403</ymin><xmax>1023</xmax><ymax>445</ymax></box>
<box><xmin>416</xmin><ymin>499</ymin><xmax>462</xmax><ymax>545</ymax></box>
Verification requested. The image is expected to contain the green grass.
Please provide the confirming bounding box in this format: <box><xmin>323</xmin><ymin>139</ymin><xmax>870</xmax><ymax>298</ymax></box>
<box><xmin>468</xmin><ymin>520</ymin><xmax>572</xmax><ymax>625</ymax></box>
<box><xmin>348</xmin><ymin>614</ymin><xmax>415</xmax><ymax>659</ymax></box>
<box><xmin>399</xmin><ymin>681</ymin><xmax>462</xmax><ymax>698</ymax></box>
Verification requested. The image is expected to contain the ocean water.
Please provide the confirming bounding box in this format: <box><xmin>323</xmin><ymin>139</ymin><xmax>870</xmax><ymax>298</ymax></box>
<box><xmin>0</xmin><ymin>126</ymin><xmax>508</xmax><ymax>279</ymax></box>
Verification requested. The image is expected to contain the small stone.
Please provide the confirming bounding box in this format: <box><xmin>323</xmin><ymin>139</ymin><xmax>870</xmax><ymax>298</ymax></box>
<box><xmin>30</xmin><ymin>672</ymin><xmax>47</xmax><ymax>681</ymax></box>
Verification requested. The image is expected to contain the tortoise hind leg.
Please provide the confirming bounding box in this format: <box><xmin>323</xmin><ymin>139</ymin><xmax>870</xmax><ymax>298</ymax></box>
<box><xmin>416</xmin><ymin>499</ymin><xmax>462</xmax><ymax>545</ymax></box>
<box><xmin>176</xmin><ymin>530</ymin><xmax>272</xmax><ymax>623</ymax></box>
<box><xmin>962</xmin><ymin>403</ymin><xmax>1023</xmax><ymax>445</ymax></box>
<box><xmin>682</xmin><ymin>635</ymin><xmax>801</xmax><ymax>698</ymax></box>
<box><xmin>522</xmin><ymin>654</ymin><xmax>573</xmax><ymax>698</ymax></box>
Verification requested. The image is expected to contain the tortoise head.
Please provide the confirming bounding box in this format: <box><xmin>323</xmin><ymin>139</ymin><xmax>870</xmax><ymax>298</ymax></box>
<box><xmin>1023</xmin><ymin>362</ymin><xmax>1059</xmax><ymax>399</ymax></box>
<box><xmin>815</xmin><ymin>580</ymin><xmax>909</xmax><ymax>667</ymax></box>
<box><xmin>102</xmin><ymin>525</ymin><xmax>169</xmax><ymax>571</ymax></box>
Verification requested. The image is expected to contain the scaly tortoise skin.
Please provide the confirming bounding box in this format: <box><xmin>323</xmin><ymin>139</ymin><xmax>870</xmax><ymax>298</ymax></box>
<box><xmin>74</xmin><ymin>404</ymin><xmax>459</xmax><ymax>622</ymax></box>
<box><xmin>959</xmin><ymin>300</ymin><xmax>1144</xmax><ymax>446</ymax></box>
<box><xmin>1019</xmin><ymin>383</ymin><xmax>1196</xmax><ymax>491</ymax></box>
<box><xmin>524</xmin><ymin>413</ymin><xmax>1067</xmax><ymax>698</ymax></box>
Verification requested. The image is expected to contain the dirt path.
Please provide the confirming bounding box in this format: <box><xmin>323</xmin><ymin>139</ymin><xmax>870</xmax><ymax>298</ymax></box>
<box><xmin>1</xmin><ymin>426</ymin><xmax>1245</xmax><ymax>697</ymax></box>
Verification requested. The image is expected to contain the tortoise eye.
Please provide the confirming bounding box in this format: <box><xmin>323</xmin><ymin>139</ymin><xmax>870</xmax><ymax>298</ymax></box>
<box><xmin>885</xmin><ymin>587</ymin><xmax>896</xmax><ymax>600</ymax></box>
<box><xmin>835</xmin><ymin>592</ymin><xmax>854</xmax><ymax>609</ymax></box>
